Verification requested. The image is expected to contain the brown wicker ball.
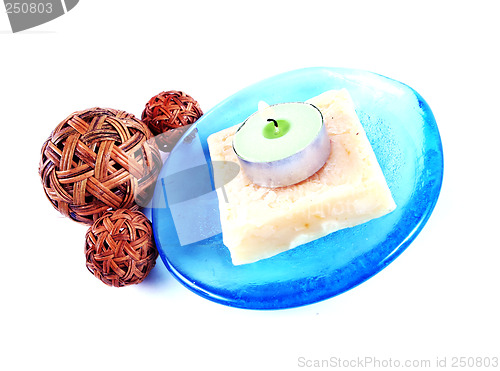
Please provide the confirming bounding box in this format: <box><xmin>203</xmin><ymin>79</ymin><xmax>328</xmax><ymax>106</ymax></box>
<box><xmin>141</xmin><ymin>90</ymin><xmax>203</xmax><ymax>151</ymax></box>
<box><xmin>85</xmin><ymin>209</ymin><xmax>158</xmax><ymax>287</ymax></box>
<box><xmin>39</xmin><ymin>108</ymin><xmax>162</xmax><ymax>225</ymax></box>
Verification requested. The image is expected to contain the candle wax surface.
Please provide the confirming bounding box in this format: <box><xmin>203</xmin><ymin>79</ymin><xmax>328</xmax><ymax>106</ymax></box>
<box><xmin>233</xmin><ymin>103</ymin><xmax>323</xmax><ymax>163</ymax></box>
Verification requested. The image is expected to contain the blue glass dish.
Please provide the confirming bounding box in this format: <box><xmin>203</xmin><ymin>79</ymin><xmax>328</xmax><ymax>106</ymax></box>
<box><xmin>151</xmin><ymin>67</ymin><xmax>444</xmax><ymax>310</ymax></box>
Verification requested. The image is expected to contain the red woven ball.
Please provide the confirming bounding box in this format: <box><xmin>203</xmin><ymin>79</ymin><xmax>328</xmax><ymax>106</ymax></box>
<box><xmin>141</xmin><ymin>90</ymin><xmax>203</xmax><ymax>151</ymax></box>
<box><xmin>85</xmin><ymin>209</ymin><xmax>158</xmax><ymax>287</ymax></box>
<box><xmin>39</xmin><ymin>108</ymin><xmax>162</xmax><ymax>225</ymax></box>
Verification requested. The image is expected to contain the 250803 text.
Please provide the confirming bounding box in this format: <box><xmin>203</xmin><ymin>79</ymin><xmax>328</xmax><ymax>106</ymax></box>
<box><xmin>5</xmin><ymin>2</ymin><xmax>53</xmax><ymax>14</ymax></box>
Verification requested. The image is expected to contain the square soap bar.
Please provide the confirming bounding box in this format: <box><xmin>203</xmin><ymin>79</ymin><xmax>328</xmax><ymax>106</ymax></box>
<box><xmin>207</xmin><ymin>89</ymin><xmax>396</xmax><ymax>265</ymax></box>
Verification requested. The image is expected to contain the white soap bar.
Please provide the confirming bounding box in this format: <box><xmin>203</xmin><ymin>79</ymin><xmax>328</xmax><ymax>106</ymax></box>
<box><xmin>207</xmin><ymin>89</ymin><xmax>396</xmax><ymax>265</ymax></box>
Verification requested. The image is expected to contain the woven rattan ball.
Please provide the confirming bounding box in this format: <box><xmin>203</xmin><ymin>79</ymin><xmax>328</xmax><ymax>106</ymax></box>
<box><xmin>85</xmin><ymin>209</ymin><xmax>158</xmax><ymax>287</ymax></box>
<box><xmin>141</xmin><ymin>90</ymin><xmax>203</xmax><ymax>151</ymax></box>
<box><xmin>39</xmin><ymin>108</ymin><xmax>162</xmax><ymax>225</ymax></box>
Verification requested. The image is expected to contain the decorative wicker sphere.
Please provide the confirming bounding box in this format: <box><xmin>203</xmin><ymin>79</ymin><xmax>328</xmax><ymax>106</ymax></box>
<box><xmin>85</xmin><ymin>209</ymin><xmax>158</xmax><ymax>287</ymax></box>
<box><xmin>141</xmin><ymin>90</ymin><xmax>203</xmax><ymax>151</ymax></box>
<box><xmin>39</xmin><ymin>108</ymin><xmax>162</xmax><ymax>225</ymax></box>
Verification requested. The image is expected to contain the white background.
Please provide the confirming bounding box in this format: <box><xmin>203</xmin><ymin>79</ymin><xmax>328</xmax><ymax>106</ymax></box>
<box><xmin>1</xmin><ymin>1</ymin><xmax>499</xmax><ymax>370</ymax></box>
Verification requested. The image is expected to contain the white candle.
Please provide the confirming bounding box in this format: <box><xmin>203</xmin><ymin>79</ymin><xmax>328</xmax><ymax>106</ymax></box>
<box><xmin>232</xmin><ymin>102</ymin><xmax>330</xmax><ymax>188</ymax></box>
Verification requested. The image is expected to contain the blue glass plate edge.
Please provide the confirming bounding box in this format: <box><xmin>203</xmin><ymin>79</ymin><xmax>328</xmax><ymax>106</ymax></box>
<box><xmin>151</xmin><ymin>67</ymin><xmax>444</xmax><ymax>310</ymax></box>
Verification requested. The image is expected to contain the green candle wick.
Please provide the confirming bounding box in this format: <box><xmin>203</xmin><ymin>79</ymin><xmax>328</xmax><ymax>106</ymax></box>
<box><xmin>262</xmin><ymin>119</ymin><xmax>291</xmax><ymax>139</ymax></box>
<box><xmin>267</xmin><ymin>118</ymin><xmax>279</xmax><ymax>130</ymax></box>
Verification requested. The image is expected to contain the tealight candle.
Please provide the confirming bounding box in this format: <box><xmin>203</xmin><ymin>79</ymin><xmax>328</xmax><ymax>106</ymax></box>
<box><xmin>233</xmin><ymin>102</ymin><xmax>330</xmax><ymax>188</ymax></box>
